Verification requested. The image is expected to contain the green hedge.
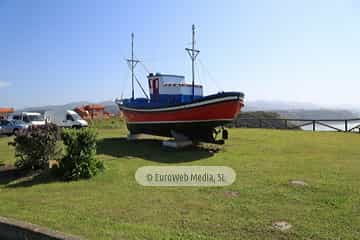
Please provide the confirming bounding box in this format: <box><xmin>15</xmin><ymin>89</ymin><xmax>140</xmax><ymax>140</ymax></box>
<box><xmin>54</xmin><ymin>128</ymin><xmax>104</xmax><ymax>180</ymax></box>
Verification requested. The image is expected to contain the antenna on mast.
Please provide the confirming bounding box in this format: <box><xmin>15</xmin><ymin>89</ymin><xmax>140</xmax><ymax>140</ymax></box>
<box><xmin>127</xmin><ymin>33</ymin><xmax>140</xmax><ymax>100</ymax></box>
<box><xmin>185</xmin><ymin>24</ymin><xmax>200</xmax><ymax>100</ymax></box>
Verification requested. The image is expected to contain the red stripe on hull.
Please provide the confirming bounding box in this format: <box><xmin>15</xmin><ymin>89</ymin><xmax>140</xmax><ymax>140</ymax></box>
<box><xmin>122</xmin><ymin>100</ymin><xmax>244</xmax><ymax>123</ymax></box>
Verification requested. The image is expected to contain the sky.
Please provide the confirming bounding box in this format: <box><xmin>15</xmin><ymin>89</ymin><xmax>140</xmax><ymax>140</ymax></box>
<box><xmin>0</xmin><ymin>0</ymin><xmax>359</xmax><ymax>109</ymax></box>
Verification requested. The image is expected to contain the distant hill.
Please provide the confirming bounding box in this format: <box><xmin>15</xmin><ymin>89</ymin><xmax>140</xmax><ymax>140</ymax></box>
<box><xmin>17</xmin><ymin>101</ymin><xmax>91</xmax><ymax>114</ymax></box>
<box><xmin>98</xmin><ymin>101</ymin><xmax>120</xmax><ymax>115</ymax></box>
<box><xmin>353</xmin><ymin>109</ymin><xmax>360</xmax><ymax>115</ymax></box>
<box><xmin>243</xmin><ymin>100</ymin><xmax>358</xmax><ymax>120</ymax></box>
<box><xmin>17</xmin><ymin>100</ymin><xmax>120</xmax><ymax>115</ymax></box>
<box><xmin>243</xmin><ymin>100</ymin><xmax>321</xmax><ymax>111</ymax></box>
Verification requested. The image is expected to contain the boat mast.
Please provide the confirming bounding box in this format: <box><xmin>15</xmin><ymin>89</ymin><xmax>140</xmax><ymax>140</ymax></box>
<box><xmin>127</xmin><ymin>33</ymin><xmax>139</xmax><ymax>100</ymax></box>
<box><xmin>185</xmin><ymin>24</ymin><xmax>200</xmax><ymax>100</ymax></box>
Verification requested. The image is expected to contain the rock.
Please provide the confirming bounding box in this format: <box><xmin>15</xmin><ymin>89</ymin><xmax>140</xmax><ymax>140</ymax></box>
<box><xmin>290</xmin><ymin>180</ymin><xmax>308</xmax><ymax>187</ymax></box>
<box><xmin>224</xmin><ymin>190</ymin><xmax>240</xmax><ymax>197</ymax></box>
<box><xmin>272</xmin><ymin>221</ymin><xmax>292</xmax><ymax>231</ymax></box>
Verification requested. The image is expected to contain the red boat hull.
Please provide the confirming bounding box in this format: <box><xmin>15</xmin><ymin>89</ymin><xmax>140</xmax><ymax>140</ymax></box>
<box><xmin>123</xmin><ymin>99</ymin><xmax>242</xmax><ymax>124</ymax></box>
<box><xmin>117</xmin><ymin>93</ymin><xmax>244</xmax><ymax>142</ymax></box>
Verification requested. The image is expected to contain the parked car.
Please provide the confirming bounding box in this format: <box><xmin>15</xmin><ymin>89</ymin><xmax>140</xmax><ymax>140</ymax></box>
<box><xmin>0</xmin><ymin>119</ymin><xmax>29</xmax><ymax>136</ymax></box>
<box><xmin>44</xmin><ymin>110</ymin><xmax>88</xmax><ymax>128</ymax></box>
<box><xmin>10</xmin><ymin>112</ymin><xmax>45</xmax><ymax>126</ymax></box>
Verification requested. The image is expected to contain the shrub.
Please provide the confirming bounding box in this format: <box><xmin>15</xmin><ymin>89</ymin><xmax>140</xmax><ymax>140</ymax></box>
<box><xmin>9</xmin><ymin>124</ymin><xmax>62</xmax><ymax>170</ymax></box>
<box><xmin>55</xmin><ymin>127</ymin><xmax>104</xmax><ymax>180</ymax></box>
<box><xmin>231</xmin><ymin>111</ymin><xmax>301</xmax><ymax>129</ymax></box>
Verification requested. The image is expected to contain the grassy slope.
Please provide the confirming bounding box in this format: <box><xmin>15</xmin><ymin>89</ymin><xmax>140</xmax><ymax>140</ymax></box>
<box><xmin>0</xmin><ymin>136</ymin><xmax>14</xmax><ymax>165</ymax></box>
<box><xmin>0</xmin><ymin>123</ymin><xmax>359</xmax><ymax>239</ymax></box>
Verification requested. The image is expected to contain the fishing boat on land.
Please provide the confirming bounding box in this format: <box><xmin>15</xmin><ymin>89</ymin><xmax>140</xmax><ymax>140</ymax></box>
<box><xmin>116</xmin><ymin>25</ymin><xmax>244</xmax><ymax>144</ymax></box>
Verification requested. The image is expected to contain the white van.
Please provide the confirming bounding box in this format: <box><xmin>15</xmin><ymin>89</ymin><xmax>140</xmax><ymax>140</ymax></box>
<box><xmin>11</xmin><ymin>112</ymin><xmax>46</xmax><ymax>126</ymax></box>
<box><xmin>44</xmin><ymin>110</ymin><xmax>88</xmax><ymax>128</ymax></box>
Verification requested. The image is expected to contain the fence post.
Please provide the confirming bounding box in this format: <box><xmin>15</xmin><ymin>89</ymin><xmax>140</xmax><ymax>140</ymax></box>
<box><xmin>312</xmin><ymin>120</ymin><xmax>316</xmax><ymax>132</ymax></box>
<box><xmin>259</xmin><ymin>119</ymin><xmax>262</xmax><ymax>128</ymax></box>
<box><xmin>284</xmin><ymin>120</ymin><xmax>288</xmax><ymax>129</ymax></box>
<box><xmin>345</xmin><ymin>120</ymin><xmax>348</xmax><ymax>132</ymax></box>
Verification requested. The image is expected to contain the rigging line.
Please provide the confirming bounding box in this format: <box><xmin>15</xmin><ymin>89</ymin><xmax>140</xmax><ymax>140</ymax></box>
<box><xmin>134</xmin><ymin>73</ymin><xmax>149</xmax><ymax>99</ymax></box>
<box><xmin>126</xmin><ymin>63</ymin><xmax>148</xmax><ymax>99</ymax></box>
<box><xmin>134</xmin><ymin>54</ymin><xmax>152</xmax><ymax>74</ymax></box>
<box><xmin>139</xmin><ymin>61</ymin><xmax>151</xmax><ymax>74</ymax></box>
<box><xmin>198</xmin><ymin>58</ymin><xmax>223</xmax><ymax>92</ymax></box>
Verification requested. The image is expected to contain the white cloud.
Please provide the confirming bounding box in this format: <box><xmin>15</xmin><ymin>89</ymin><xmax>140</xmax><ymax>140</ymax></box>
<box><xmin>0</xmin><ymin>81</ymin><xmax>11</xmax><ymax>88</ymax></box>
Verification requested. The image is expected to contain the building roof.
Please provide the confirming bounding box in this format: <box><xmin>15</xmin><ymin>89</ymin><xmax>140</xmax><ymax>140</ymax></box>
<box><xmin>74</xmin><ymin>106</ymin><xmax>86</xmax><ymax>112</ymax></box>
<box><xmin>0</xmin><ymin>108</ymin><xmax>14</xmax><ymax>114</ymax></box>
<box><xmin>84</xmin><ymin>104</ymin><xmax>105</xmax><ymax>111</ymax></box>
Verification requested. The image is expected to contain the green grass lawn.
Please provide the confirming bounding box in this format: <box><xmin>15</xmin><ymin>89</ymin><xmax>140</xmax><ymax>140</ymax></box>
<box><xmin>0</xmin><ymin>136</ymin><xmax>14</xmax><ymax>165</ymax></box>
<box><xmin>0</xmin><ymin>124</ymin><xmax>359</xmax><ymax>239</ymax></box>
